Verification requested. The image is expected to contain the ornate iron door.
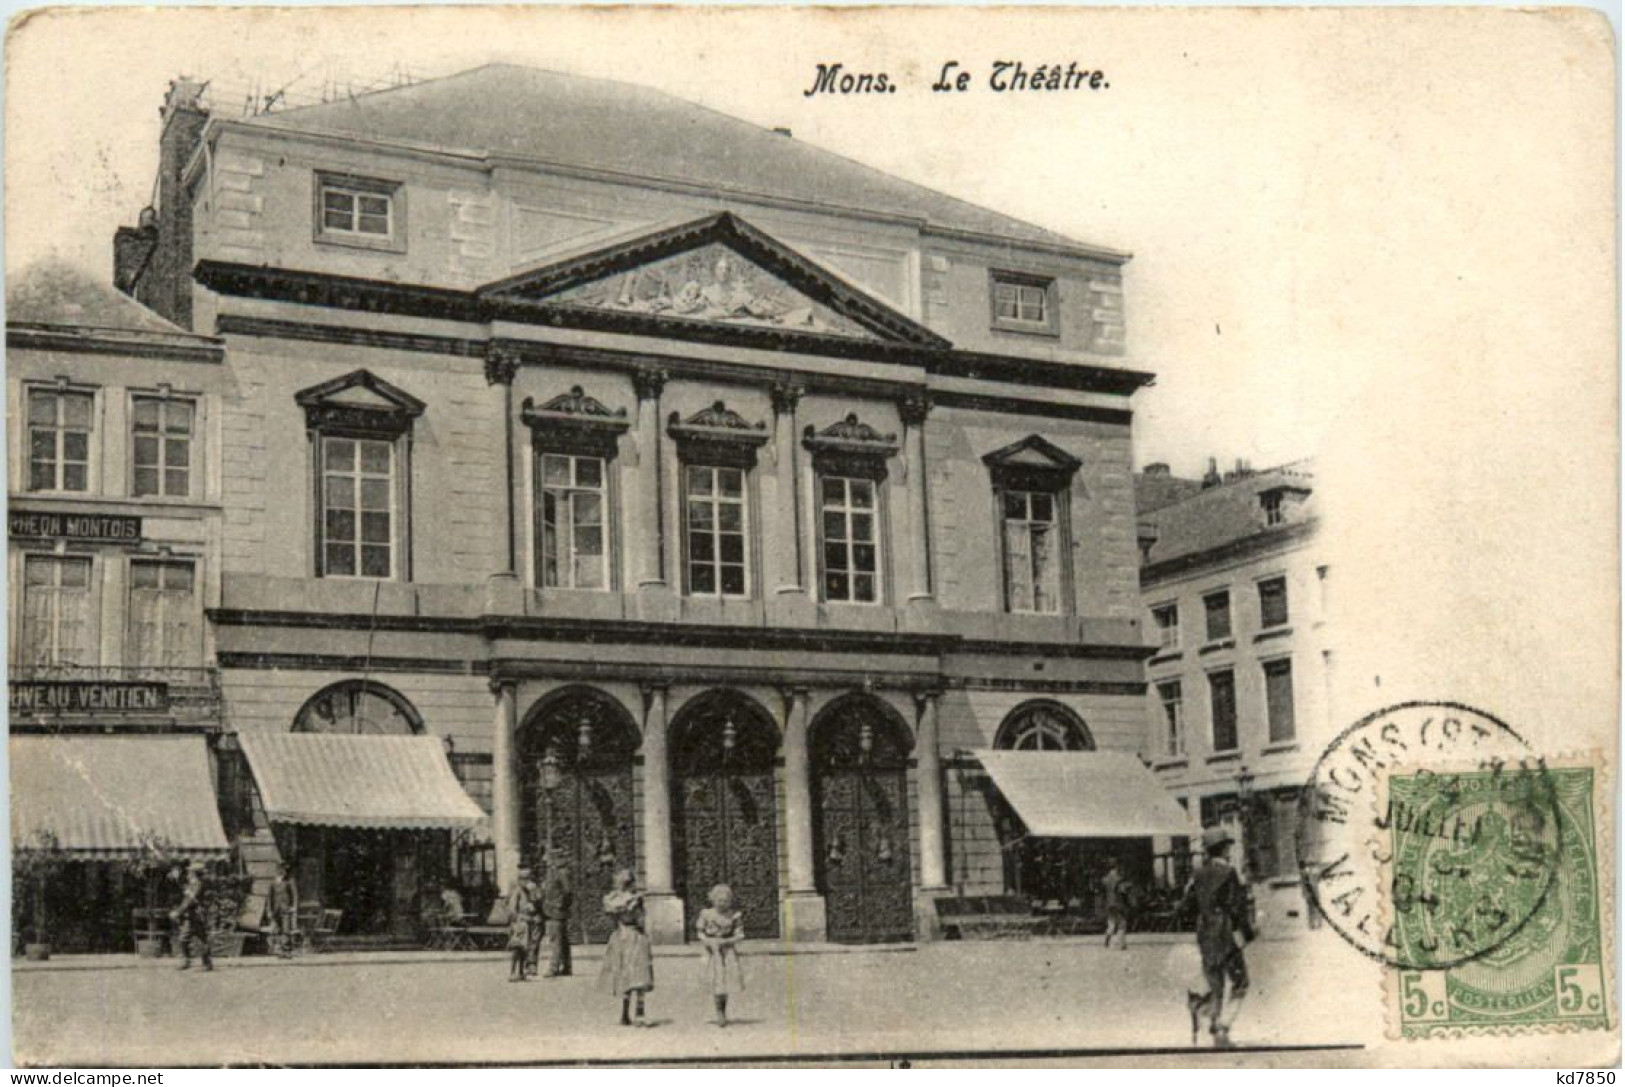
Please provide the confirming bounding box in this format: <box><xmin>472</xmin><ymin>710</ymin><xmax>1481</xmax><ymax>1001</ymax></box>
<box><xmin>814</xmin><ymin>701</ymin><xmax>915</xmax><ymax>943</ymax></box>
<box><xmin>532</xmin><ymin>766</ymin><xmax>636</xmax><ymax>945</ymax></box>
<box><xmin>674</xmin><ymin>704</ymin><xmax>782</xmax><ymax>940</ymax></box>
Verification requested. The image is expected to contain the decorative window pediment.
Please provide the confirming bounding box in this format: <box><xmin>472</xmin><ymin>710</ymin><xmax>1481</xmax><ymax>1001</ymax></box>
<box><xmin>668</xmin><ymin>401</ymin><xmax>769</xmax><ymax>468</ymax></box>
<box><xmin>803</xmin><ymin>413</ymin><xmax>900</xmax><ymax>480</ymax></box>
<box><xmin>479</xmin><ymin>212</ymin><xmax>951</xmax><ymax>352</ymax></box>
<box><xmin>982</xmin><ymin>434</ymin><xmax>1082</xmax><ymax>492</ymax></box>
<box><xmin>295</xmin><ymin>369</ymin><xmax>425</xmax><ymax>436</ymax></box>
<box><xmin>521</xmin><ymin>386</ymin><xmax>630</xmax><ymax>455</ymax></box>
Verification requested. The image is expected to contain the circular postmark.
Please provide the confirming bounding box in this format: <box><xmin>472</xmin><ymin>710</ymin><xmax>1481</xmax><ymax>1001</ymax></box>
<box><xmin>1295</xmin><ymin>701</ymin><xmax>1562</xmax><ymax>970</ymax></box>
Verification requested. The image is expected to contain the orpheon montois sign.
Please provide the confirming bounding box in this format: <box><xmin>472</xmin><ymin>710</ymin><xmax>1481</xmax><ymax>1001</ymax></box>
<box><xmin>8</xmin><ymin>681</ymin><xmax>171</xmax><ymax>715</ymax></box>
<box><xmin>8</xmin><ymin>510</ymin><xmax>142</xmax><ymax>543</ymax></box>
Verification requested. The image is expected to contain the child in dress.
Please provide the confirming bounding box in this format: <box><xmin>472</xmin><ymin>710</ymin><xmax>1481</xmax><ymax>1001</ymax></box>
<box><xmin>600</xmin><ymin>869</ymin><xmax>655</xmax><ymax>1027</ymax></box>
<box><xmin>696</xmin><ymin>884</ymin><xmax>745</xmax><ymax>1027</ymax></box>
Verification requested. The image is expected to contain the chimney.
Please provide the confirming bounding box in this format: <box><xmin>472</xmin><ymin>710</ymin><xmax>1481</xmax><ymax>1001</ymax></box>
<box><xmin>116</xmin><ymin>78</ymin><xmax>210</xmax><ymax>327</ymax></box>
<box><xmin>1201</xmin><ymin>457</ymin><xmax>1222</xmax><ymax>489</ymax></box>
<box><xmin>1143</xmin><ymin>462</ymin><xmax>1170</xmax><ymax>477</ymax></box>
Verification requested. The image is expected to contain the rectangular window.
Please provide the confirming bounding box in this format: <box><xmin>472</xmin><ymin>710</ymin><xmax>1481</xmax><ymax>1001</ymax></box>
<box><xmin>131</xmin><ymin>396</ymin><xmax>193</xmax><ymax>497</ymax></box>
<box><xmin>320</xmin><ymin>436</ymin><xmax>395</xmax><ymax>579</ymax></box>
<box><xmin>1259</xmin><ymin>576</ymin><xmax>1289</xmax><ymax>628</ymax></box>
<box><xmin>1152</xmin><ymin>603</ymin><xmax>1180</xmax><ymax>649</ymax></box>
<box><xmin>1265</xmin><ymin>658</ymin><xmax>1296</xmax><ymax>743</ymax></box>
<box><xmin>27</xmin><ymin>388</ymin><xmax>93</xmax><ymax>493</ymax></box>
<box><xmin>685</xmin><ymin>464</ymin><xmax>748</xmax><ymax>598</ymax></box>
<box><xmin>1204</xmin><ymin>590</ymin><xmax>1232</xmax><ymax>642</ymax></box>
<box><xmin>320</xmin><ymin>181</ymin><xmax>394</xmax><ymax>238</ymax></box>
<box><xmin>1208</xmin><ymin>669</ymin><xmax>1238</xmax><ymax>753</ymax></box>
<box><xmin>1001</xmin><ymin>489</ymin><xmax>1062</xmax><ymax>614</ymax></box>
<box><xmin>540</xmin><ymin>453</ymin><xmax>609</xmax><ymax>590</ymax></box>
<box><xmin>20</xmin><ymin>556</ymin><xmax>93</xmax><ymax>667</ymax></box>
<box><xmin>1158</xmin><ymin>680</ymin><xmax>1185</xmax><ymax>757</ymax></box>
<box><xmin>819</xmin><ymin>476</ymin><xmax>880</xmax><ymax>604</ymax></box>
<box><xmin>128</xmin><ymin>560</ymin><xmax>199</xmax><ymax>668</ymax></box>
<box><xmin>991</xmin><ymin>272</ymin><xmax>1055</xmax><ymax>333</ymax></box>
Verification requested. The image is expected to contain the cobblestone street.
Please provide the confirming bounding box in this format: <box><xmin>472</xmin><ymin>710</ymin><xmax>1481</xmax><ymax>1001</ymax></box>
<box><xmin>15</xmin><ymin>933</ymin><xmax>1371</xmax><ymax>1065</ymax></box>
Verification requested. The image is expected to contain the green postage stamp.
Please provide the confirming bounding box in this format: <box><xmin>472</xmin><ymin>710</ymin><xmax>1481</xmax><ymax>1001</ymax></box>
<box><xmin>1385</xmin><ymin>758</ymin><xmax>1611</xmax><ymax>1038</ymax></box>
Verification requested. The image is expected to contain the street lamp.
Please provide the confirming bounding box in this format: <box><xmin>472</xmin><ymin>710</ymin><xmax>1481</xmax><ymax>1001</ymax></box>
<box><xmin>540</xmin><ymin>746</ymin><xmax>563</xmax><ymax>854</ymax></box>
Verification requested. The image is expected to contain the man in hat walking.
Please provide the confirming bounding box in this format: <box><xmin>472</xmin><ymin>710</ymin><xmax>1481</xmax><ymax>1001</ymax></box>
<box><xmin>171</xmin><ymin>861</ymin><xmax>213</xmax><ymax>972</ymax></box>
<box><xmin>1181</xmin><ymin>826</ymin><xmax>1255</xmax><ymax>1048</ymax></box>
<box><xmin>540</xmin><ymin>855</ymin><xmax>573</xmax><ymax>978</ymax></box>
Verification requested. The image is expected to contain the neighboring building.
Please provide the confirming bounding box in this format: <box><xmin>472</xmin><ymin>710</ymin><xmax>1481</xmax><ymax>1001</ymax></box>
<box><xmin>6</xmin><ymin>261</ymin><xmax>232</xmax><ymax>952</ymax></box>
<box><xmin>106</xmin><ymin>65</ymin><xmax>1172</xmax><ymax>946</ymax></box>
<box><xmin>1136</xmin><ymin>458</ymin><xmax>1328</xmax><ymax>933</ymax></box>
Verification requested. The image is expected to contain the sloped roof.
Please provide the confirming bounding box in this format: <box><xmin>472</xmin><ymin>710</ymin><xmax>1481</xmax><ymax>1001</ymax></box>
<box><xmin>1138</xmin><ymin>461</ymin><xmax>1317</xmax><ymax>569</ymax></box>
<box><xmin>1134</xmin><ymin>469</ymin><xmax>1205</xmax><ymax>515</ymax></box>
<box><xmin>241</xmin><ymin>64</ymin><xmax>1117</xmax><ymax>255</ymax></box>
<box><xmin>7</xmin><ymin>259</ymin><xmax>201</xmax><ymax>338</ymax></box>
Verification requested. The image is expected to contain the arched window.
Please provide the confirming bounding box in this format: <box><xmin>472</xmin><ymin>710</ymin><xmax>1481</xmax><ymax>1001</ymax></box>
<box><xmin>294</xmin><ymin>680</ymin><xmax>422</xmax><ymax>735</ymax></box>
<box><xmin>995</xmin><ymin>700</ymin><xmax>1093</xmax><ymax>751</ymax></box>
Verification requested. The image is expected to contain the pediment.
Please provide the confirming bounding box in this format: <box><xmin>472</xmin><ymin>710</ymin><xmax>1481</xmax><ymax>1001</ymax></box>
<box><xmin>983</xmin><ymin>435</ymin><xmax>1082</xmax><ymax>488</ymax></box>
<box><xmin>294</xmin><ymin>369</ymin><xmax>425</xmax><ymax>434</ymax></box>
<box><xmin>479</xmin><ymin>213</ymin><xmax>950</xmax><ymax>350</ymax></box>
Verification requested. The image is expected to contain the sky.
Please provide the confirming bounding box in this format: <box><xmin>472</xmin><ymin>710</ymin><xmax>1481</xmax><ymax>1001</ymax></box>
<box><xmin>10</xmin><ymin>5</ymin><xmax>1607</xmax><ymax>481</ymax></box>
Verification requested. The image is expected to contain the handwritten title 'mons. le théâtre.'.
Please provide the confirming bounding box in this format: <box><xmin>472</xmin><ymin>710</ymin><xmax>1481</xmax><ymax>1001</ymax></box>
<box><xmin>803</xmin><ymin>61</ymin><xmax>1109</xmax><ymax>96</ymax></box>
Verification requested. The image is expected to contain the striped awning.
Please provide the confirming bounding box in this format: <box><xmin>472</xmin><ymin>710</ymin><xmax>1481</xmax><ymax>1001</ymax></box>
<box><xmin>10</xmin><ymin>735</ymin><xmax>230</xmax><ymax>858</ymax></box>
<box><xmin>974</xmin><ymin>749</ymin><xmax>1198</xmax><ymax>839</ymax></box>
<box><xmin>237</xmin><ymin>732</ymin><xmax>485</xmax><ymax>830</ymax></box>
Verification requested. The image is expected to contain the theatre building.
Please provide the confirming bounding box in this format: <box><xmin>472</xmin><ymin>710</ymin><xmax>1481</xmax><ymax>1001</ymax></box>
<box><xmin>111</xmin><ymin>65</ymin><xmax>1182</xmax><ymax>944</ymax></box>
<box><xmin>6</xmin><ymin>263</ymin><xmax>232</xmax><ymax>952</ymax></box>
<box><xmin>1136</xmin><ymin>459</ymin><xmax>1329</xmax><ymax>933</ymax></box>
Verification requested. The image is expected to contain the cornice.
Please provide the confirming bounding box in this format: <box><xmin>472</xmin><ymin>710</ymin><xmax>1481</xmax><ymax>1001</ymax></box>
<box><xmin>204</xmin><ymin>606</ymin><xmax>1151</xmax><ymax>661</ymax></box>
<box><xmin>196</xmin><ymin>261</ymin><xmax>1153</xmax><ymax>400</ymax></box>
<box><xmin>7</xmin><ymin>325</ymin><xmax>225</xmax><ymax>365</ymax></box>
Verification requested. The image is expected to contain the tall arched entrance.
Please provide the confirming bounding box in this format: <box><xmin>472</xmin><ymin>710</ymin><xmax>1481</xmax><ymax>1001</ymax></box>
<box><xmin>812</xmin><ymin>694</ymin><xmax>915</xmax><ymax>943</ymax></box>
<box><xmin>518</xmin><ymin>686</ymin><xmax>639</xmax><ymax>945</ymax></box>
<box><xmin>671</xmin><ymin>691</ymin><xmax>781</xmax><ymax>940</ymax></box>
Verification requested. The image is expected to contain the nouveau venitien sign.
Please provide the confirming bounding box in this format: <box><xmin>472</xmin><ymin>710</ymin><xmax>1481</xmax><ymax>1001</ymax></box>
<box><xmin>8</xmin><ymin>681</ymin><xmax>170</xmax><ymax>715</ymax></box>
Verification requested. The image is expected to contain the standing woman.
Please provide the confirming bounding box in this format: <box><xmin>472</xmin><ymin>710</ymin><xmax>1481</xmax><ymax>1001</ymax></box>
<box><xmin>696</xmin><ymin>884</ymin><xmax>745</xmax><ymax>1027</ymax></box>
<box><xmin>600</xmin><ymin>869</ymin><xmax>655</xmax><ymax>1027</ymax></box>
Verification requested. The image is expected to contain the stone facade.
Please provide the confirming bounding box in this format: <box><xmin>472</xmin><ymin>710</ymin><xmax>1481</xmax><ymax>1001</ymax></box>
<box><xmin>109</xmin><ymin>66</ymin><xmax>1159</xmax><ymax>944</ymax></box>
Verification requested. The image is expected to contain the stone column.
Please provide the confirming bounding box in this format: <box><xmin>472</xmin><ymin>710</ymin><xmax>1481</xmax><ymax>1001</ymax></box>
<box><xmin>490</xmin><ymin>678</ymin><xmax>521</xmax><ymax>894</ymax></box>
<box><xmin>483</xmin><ymin>346</ymin><xmax>524</xmax><ymax>613</ymax></box>
<box><xmin>630</xmin><ymin>367</ymin><xmax>668</xmax><ymax>591</ymax></box>
<box><xmin>780</xmin><ymin>685</ymin><xmax>827</xmax><ymax>942</ymax></box>
<box><xmin>639</xmin><ymin>682</ymin><xmax>685</xmax><ymax>943</ymax></box>
<box><xmin>915</xmin><ymin>691</ymin><xmax>947</xmax><ymax>891</ymax></box>
<box><xmin>769</xmin><ymin>383</ymin><xmax>808</xmax><ymax>603</ymax></box>
<box><xmin>900</xmin><ymin>393</ymin><xmax>935</xmax><ymax>607</ymax></box>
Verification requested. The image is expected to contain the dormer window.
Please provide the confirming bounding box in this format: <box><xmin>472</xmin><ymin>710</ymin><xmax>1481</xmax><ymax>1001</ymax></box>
<box><xmin>990</xmin><ymin>271</ymin><xmax>1058</xmax><ymax>336</ymax></box>
<box><xmin>983</xmin><ymin>435</ymin><xmax>1082</xmax><ymax>615</ymax></box>
<box><xmin>1258</xmin><ymin>482</ymin><xmax>1312</xmax><ymax>526</ymax></box>
<box><xmin>295</xmin><ymin>370</ymin><xmax>425</xmax><ymax>580</ymax></box>
<box><xmin>315</xmin><ymin>173</ymin><xmax>404</xmax><ymax>251</ymax></box>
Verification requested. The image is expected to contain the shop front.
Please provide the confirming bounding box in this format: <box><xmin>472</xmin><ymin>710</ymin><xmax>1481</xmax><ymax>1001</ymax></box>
<box><xmin>972</xmin><ymin>748</ymin><xmax>1197</xmax><ymax>933</ymax></box>
<box><xmin>10</xmin><ymin>734</ymin><xmax>231</xmax><ymax>954</ymax></box>
<box><xmin>235</xmin><ymin>732</ymin><xmax>485</xmax><ymax>944</ymax></box>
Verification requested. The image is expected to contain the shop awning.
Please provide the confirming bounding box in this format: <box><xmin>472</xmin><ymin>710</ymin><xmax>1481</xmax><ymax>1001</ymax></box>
<box><xmin>237</xmin><ymin>732</ymin><xmax>486</xmax><ymax>830</ymax></box>
<box><xmin>973</xmin><ymin>749</ymin><xmax>1198</xmax><ymax>839</ymax></box>
<box><xmin>10</xmin><ymin>735</ymin><xmax>230</xmax><ymax>858</ymax></box>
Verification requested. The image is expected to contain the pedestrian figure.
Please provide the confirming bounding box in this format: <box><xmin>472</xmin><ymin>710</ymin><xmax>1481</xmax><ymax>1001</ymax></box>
<box><xmin>267</xmin><ymin>861</ymin><xmax>299</xmax><ymax>959</ymax></box>
<box><xmin>697</xmin><ymin>884</ymin><xmax>745</xmax><ymax>1027</ymax></box>
<box><xmin>506</xmin><ymin>866</ymin><xmax>541</xmax><ymax>981</ymax></box>
<box><xmin>171</xmin><ymin>861</ymin><xmax>213</xmax><ymax>972</ymax></box>
<box><xmin>600</xmin><ymin>869</ymin><xmax>655</xmax><ymax>1027</ymax></box>
<box><xmin>1101</xmin><ymin>858</ymin><xmax>1130</xmax><ymax>950</ymax></box>
<box><xmin>541</xmin><ymin>856</ymin><xmax>573</xmax><ymax>978</ymax></box>
<box><xmin>1180</xmin><ymin>827</ymin><xmax>1255</xmax><ymax>1049</ymax></box>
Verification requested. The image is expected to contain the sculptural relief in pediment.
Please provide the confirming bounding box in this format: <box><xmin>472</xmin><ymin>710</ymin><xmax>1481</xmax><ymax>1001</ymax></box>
<box><xmin>548</xmin><ymin>242</ymin><xmax>879</xmax><ymax>340</ymax></box>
